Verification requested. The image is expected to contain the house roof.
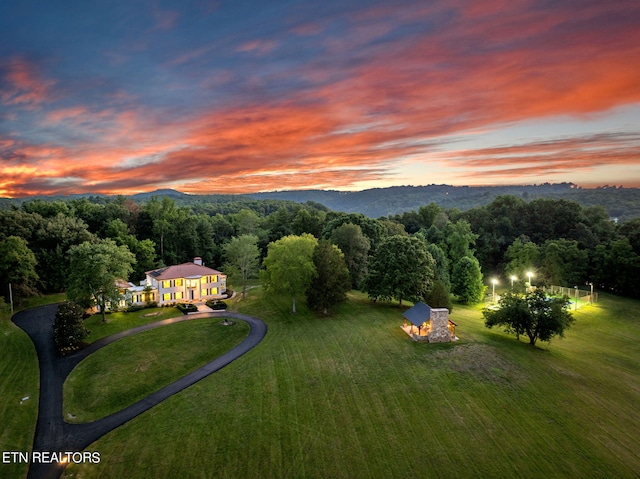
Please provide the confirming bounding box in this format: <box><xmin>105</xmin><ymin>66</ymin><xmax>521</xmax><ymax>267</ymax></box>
<box><xmin>146</xmin><ymin>262</ymin><xmax>223</xmax><ymax>281</ymax></box>
<box><xmin>403</xmin><ymin>301</ymin><xmax>432</xmax><ymax>327</ymax></box>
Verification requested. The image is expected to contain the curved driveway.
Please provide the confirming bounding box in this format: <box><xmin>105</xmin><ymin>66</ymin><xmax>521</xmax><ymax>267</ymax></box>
<box><xmin>12</xmin><ymin>306</ymin><xmax>267</xmax><ymax>479</ymax></box>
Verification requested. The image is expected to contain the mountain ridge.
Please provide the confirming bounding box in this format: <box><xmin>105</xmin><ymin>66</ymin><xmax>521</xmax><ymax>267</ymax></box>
<box><xmin>2</xmin><ymin>183</ymin><xmax>639</xmax><ymax>220</ymax></box>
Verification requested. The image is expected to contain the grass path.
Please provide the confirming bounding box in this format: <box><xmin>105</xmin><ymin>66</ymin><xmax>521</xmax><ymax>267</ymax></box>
<box><xmin>66</xmin><ymin>289</ymin><xmax>640</xmax><ymax>478</ymax></box>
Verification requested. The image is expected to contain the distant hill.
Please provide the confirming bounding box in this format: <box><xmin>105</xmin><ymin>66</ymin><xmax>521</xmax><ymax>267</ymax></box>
<box><xmin>247</xmin><ymin>183</ymin><xmax>640</xmax><ymax>220</ymax></box>
<box><xmin>131</xmin><ymin>189</ymin><xmax>190</xmax><ymax>201</ymax></box>
<box><xmin>2</xmin><ymin>184</ymin><xmax>639</xmax><ymax>220</ymax></box>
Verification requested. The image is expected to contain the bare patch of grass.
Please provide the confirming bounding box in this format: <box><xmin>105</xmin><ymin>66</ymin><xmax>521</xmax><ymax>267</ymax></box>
<box><xmin>429</xmin><ymin>343</ymin><xmax>525</xmax><ymax>386</ymax></box>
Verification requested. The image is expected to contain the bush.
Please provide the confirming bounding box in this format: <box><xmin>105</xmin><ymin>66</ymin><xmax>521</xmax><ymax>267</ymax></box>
<box><xmin>177</xmin><ymin>303</ymin><xmax>198</xmax><ymax>314</ymax></box>
<box><xmin>53</xmin><ymin>301</ymin><xmax>89</xmax><ymax>354</ymax></box>
<box><xmin>206</xmin><ymin>299</ymin><xmax>228</xmax><ymax>310</ymax></box>
<box><xmin>126</xmin><ymin>304</ymin><xmax>146</xmax><ymax>313</ymax></box>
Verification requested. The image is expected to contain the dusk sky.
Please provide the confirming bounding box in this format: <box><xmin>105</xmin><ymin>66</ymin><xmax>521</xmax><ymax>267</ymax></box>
<box><xmin>1</xmin><ymin>0</ymin><xmax>639</xmax><ymax>198</ymax></box>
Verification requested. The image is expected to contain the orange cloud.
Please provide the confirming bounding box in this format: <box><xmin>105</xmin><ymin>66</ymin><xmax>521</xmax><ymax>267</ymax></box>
<box><xmin>2</xmin><ymin>1</ymin><xmax>639</xmax><ymax>197</ymax></box>
<box><xmin>0</xmin><ymin>57</ymin><xmax>56</xmax><ymax>108</ymax></box>
<box><xmin>440</xmin><ymin>133</ymin><xmax>640</xmax><ymax>183</ymax></box>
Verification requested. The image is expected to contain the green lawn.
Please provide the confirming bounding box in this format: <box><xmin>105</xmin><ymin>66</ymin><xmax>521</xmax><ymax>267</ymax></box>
<box><xmin>83</xmin><ymin>306</ymin><xmax>186</xmax><ymax>342</ymax></box>
<box><xmin>62</xmin><ymin>289</ymin><xmax>640</xmax><ymax>479</ymax></box>
<box><xmin>0</xmin><ymin>293</ymin><xmax>65</xmax><ymax>479</ymax></box>
<box><xmin>64</xmin><ymin>318</ymin><xmax>250</xmax><ymax>422</ymax></box>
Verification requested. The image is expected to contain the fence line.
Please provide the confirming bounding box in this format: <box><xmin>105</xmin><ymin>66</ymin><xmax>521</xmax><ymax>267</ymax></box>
<box><xmin>483</xmin><ymin>286</ymin><xmax>598</xmax><ymax>309</ymax></box>
<box><xmin>544</xmin><ymin>285</ymin><xmax>598</xmax><ymax>308</ymax></box>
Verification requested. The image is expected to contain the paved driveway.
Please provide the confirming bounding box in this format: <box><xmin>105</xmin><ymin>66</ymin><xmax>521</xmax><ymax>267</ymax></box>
<box><xmin>12</xmin><ymin>306</ymin><xmax>267</xmax><ymax>479</ymax></box>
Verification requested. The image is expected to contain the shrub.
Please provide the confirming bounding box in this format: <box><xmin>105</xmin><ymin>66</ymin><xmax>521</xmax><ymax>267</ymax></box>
<box><xmin>177</xmin><ymin>303</ymin><xmax>198</xmax><ymax>314</ymax></box>
<box><xmin>206</xmin><ymin>299</ymin><xmax>228</xmax><ymax>310</ymax></box>
<box><xmin>53</xmin><ymin>301</ymin><xmax>89</xmax><ymax>354</ymax></box>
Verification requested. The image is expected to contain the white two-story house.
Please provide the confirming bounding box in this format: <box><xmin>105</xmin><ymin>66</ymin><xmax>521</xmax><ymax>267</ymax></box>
<box><xmin>126</xmin><ymin>257</ymin><xmax>227</xmax><ymax>306</ymax></box>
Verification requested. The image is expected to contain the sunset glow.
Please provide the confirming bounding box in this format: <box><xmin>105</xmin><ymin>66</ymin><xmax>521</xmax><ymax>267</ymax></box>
<box><xmin>1</xmin><ymin>1</ymin><xmax>639</xmax><ymax>197</ymax></box>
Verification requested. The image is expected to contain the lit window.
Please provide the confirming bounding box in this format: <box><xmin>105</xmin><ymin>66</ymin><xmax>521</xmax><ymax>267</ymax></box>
<box><xmin>212</xmin><ymin>287</ymin><xmax>218</xmax><ymax>295</ymax></box>
<box><xmin>162</xmin><ymin>280</ymin><xmax>170</xmax><ymax>288</ymax></box>
<box><xmin>175</xmin><ymin>291</ymin><xmax>183</xmax><ymax>300</ymax></box>
<box><xmin>163</xmin><ymin>293</ymin><xmax>171</xmax><ymax>301</ymax></box>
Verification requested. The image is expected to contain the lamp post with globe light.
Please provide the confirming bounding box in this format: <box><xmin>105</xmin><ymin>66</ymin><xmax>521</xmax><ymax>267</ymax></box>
<box><xmin>526</xmin><ymin>271</ymin><xmax>534</xmax><ymax>290</ymax></box>
<box><xmin>510</xmin><ymin>275</ymin><xmax>517</xmax><ymax>288</ymax></box>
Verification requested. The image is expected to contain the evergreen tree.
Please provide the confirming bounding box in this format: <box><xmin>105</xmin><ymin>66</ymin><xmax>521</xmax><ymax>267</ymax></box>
<box><xmin>53</xmin><ymin>301</ymin><xmax>88</xmax><ymax>353</ymax></box>
<box><xmin>424</xmin><ymin>280</ymin><xmax>453</xmax><ymax>312</ymax></box>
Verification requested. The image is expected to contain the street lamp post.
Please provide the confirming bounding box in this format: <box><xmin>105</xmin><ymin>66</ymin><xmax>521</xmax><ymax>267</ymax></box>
<box><xmin>491</xmin><ymin>278</ymin><xmax>498</xmax><ymax>303</ymax></box>
<box><xmin>526</xmin><ymin>271</ymin><xmax>533</xmax><ymax>290</ymax></box>
<box><xmin>510</xmin><ymin>275</ymin><xmax>517</xmax><ymax>288</ymax></box>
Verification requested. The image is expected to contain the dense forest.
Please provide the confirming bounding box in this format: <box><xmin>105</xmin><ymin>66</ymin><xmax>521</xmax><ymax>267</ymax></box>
<box><xmin>1</xmin><ymin>191</ymin><xmax>640</xmax><ymax>310</ymax></box>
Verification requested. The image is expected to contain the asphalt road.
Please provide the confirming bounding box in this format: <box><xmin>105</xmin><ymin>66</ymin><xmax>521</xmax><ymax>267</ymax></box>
<box><xmin>12</xmin><ymin>306</ymin><xmax>267</xmax><ymax>479</ymax></box>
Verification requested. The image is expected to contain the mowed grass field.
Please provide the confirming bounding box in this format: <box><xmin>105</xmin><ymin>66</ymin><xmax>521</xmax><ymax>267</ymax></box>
<box><xmin>60</xmin><ymin>288</ymin><xmax>640</xmax><ymax>479</ymax></box>
<box><xmin>64</xmin><ymin>318</ymin><xmax>250</xmax><ymax>422</ymax></box>
<box><xmin>0</xmin><ymin>293</ymin><xmax>65</xmax><ymax>479</ymax></box>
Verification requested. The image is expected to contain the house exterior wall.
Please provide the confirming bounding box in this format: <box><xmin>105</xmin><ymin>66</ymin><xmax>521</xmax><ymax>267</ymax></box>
<box><xmin>131</xmin><ymin>273</ymin><xmax>226</xmax><ymax>305</ymax></box>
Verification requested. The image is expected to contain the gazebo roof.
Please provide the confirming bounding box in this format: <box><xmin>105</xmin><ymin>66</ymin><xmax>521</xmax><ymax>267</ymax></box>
<box><xmin>403</xmin><ymin>301</ymin><xmax>432</xmax><ymax>327</ymax></box>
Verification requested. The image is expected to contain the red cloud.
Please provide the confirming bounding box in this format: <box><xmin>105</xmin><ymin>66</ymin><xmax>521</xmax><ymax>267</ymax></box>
<box><xmin>2</xmin><ymin>1</ymin><xmax>640</xmax><ymax>197</ymax></box>
<box><xmin>0</xmin><ymin>57</ymin><xmax>56</xmax><ymax>108</ymax></box>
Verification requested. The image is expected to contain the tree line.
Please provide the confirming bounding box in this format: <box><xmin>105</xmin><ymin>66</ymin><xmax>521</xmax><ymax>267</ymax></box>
<box><xmin>1</xmin><ymin>193</ymin><xmax>639</xmax><ymax>315</ymax></box>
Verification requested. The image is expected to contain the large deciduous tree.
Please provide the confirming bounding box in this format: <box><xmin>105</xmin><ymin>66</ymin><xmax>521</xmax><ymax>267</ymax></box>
<box><xmin>146</xmin><ymin>196</ymin><xmax>177</xmax><ymax>262</ymax></box>
<box><xmin>363</xmin><ymin>235</ymin><xmax>435</xmax><ymax>307</ymax></box>
<box><xmin>451</xmin><ymin>255</ymin><xmax>485</xmax><ymax>304</ymax></box>
<box><xmin>306</xmin><ymin>240</ymin><xmax>351</xmax><ymax>314</ymax></box>
<box><xmin>106</xmin><ymin>218</ymin><xmax>157</xmax><ymax>281</ymax></box>
<box><xmin>0</xmin><ymin>236</ymin><xmax>39</xmax><ymax>301</ymax></box>
<box><xmin>67</xmin><ymin>239</ymin><xmax>136</xmax><ymax>322</ymax></box>
<box><xmin>591</xmin><ymin>238</ymin><xmax>640</xmax><ymax>297</ymax></box>
<box><xmin>32</xmin><ymin>213</ymin><xmax>94</xmax><ymax>292</ymax></box>
<box><xmin>260</xmin><ymin>234</ymin><xmax>318</xmax><ymax>313</ymax></box>
<box><xmin>484</xmin><ymin>288</ymin><xmax>575</xmax><ymax>346</ymax></box>
<box><xmin>541</xmin><ymin>239</ymin><xmax>588</xmax><ymax>287</ymax></box>
<box><xmin>504</xmin><ymin>237</ymin><xmax>540</xmax><ymax>279</ymax></box>
<box><xmin>330</xmin><ymin>223</ymin><xmax>371</xmax><ymax>289</ymax></box>
<box><xmin>224</xmin><ymin>235</ymin><xmax>260</xmax><ymax>299</ymax></box>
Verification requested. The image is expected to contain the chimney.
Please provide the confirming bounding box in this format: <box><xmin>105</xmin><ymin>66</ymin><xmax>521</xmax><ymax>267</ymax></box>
<box><xmin>194</xmin><ymin>257</ymin><xmax>203</xmax><ymax>266</ymax></box>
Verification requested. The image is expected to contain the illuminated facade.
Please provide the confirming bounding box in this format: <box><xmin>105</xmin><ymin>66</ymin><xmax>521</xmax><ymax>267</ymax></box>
<box><xmin>126</xmin><ymin>257</ymin><xmax>227</xmax><ymax>306</ymax></box>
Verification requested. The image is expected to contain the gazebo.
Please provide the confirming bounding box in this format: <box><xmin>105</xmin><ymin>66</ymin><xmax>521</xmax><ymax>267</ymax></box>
<box><xmin>401</xmin><ymin>301</ymin><xmax>457</xmax><ymax>343</ymax></box>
